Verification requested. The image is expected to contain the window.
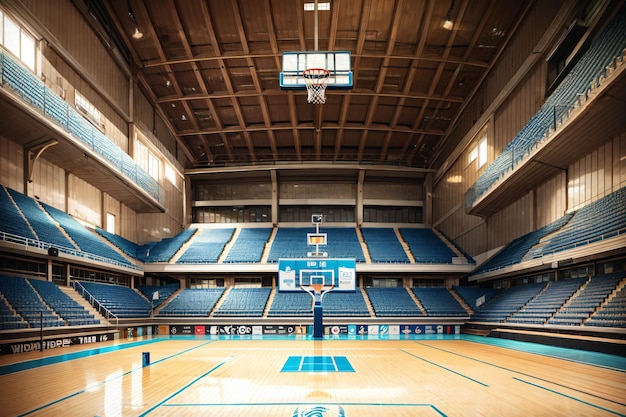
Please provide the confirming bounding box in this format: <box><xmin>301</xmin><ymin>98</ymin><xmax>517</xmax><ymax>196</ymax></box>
<box><xmin>135</xmin><ymin>139</ymin><xmax>160</xmax><ymax>181</ymax></box>
<box><xmin>165</xmin><ymin>164</ymin><xmax>177</xmax><ymax>186</ymax></box>
<box><xmin>1</xmin><ymin>10</ymin><xmax>36</xmax><ymax>71</ymax></box>
<box><xmin>468</xmin><ymin>136</ymin><xmax>488</xmax><ymax>168</ymax></box>
<box><xmin>75</xmin><ymin>91</ymin><xmax>103</xmax><ymax>130</ymax></box>
<box><xmin>106</xmin><ymin>213</ymin><xmax>116</xmax><ymax>234</ymax></box>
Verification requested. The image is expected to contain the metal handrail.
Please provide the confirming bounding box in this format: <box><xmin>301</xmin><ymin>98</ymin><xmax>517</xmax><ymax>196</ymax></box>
<box><xmin>72</xmin><ymin>281</ymin><xmax>118</xmax><ymax>329</ymax></box>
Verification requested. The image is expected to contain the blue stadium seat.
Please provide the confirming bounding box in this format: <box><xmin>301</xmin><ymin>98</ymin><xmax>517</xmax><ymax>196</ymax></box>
<box><xmin>365</xmin><ymin>287</ymin><xmax>422</xmax><ymax>316</ymax></box>
<box><xmin>361</xmin><ymin>228</ymin><xmax>409</xmax><ymax>263</ymax></box>
<box><xmin>177</xmin><ymin>228</ymin><xmax>235</xmax><ymax>263</ymax></box>
<box><xmin>213</xmin><ymin>288</ymin><xmax>271</xmax><ymax>317</ymax></box>
<box><xmin>157</xmin><ymin>288</ymin><xmax>225</xmax><ymax>316</ymax></box>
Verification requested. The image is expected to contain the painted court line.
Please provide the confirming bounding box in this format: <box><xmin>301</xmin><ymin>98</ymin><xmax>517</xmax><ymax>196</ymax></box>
<box><xmin>414</xmin><ymin>340</ymin><xmax>626</xmax><ymax>408</ymax></box>
<box><xmin>398</xmin><ymin>348</ymin><xmax>488</xmax><ymax>387</ymax></box>
<box><xmin>160</xmin><ymin>401</ymin><xmax>448</xmax><ymax>417</ymax></box>
<box><xmin>0</xmin><ymin>338</ymin><xmax>164</xmax><ymax>376</ymax></box>
<box><xmin>139</xmin><ymin>356</ymin><xmax>233</xmax><ymax>416</ymax></box>
<box><xmin>513</xmin><ymin>377</ymin><xmax>626</xmax><ymax>417</ymax></box>
<box><xmin>17</xmin><ymin>339</ymin><xmax>218</xmax><ymax>417</ymax></box>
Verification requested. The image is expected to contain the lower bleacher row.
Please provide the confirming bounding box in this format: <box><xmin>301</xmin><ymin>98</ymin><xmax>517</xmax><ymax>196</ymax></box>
<box><xmin>2</xmin><ymin>272</ymin><xmax>625</xmax><ymax>329</ymax></box>
<box><xmin>469</xmin><ymin>271</ymin><xmax>626</xmax><ymax>328</ymax></box>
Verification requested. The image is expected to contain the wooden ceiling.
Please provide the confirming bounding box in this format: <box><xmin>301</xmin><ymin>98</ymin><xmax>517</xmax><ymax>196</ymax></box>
<box><xmin>98</xmin><ymin>0</ymin><xmax>530</xmax><ymax>169</ymax></box>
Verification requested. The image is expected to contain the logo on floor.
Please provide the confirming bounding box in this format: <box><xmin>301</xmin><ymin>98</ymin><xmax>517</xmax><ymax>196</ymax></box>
<box><xmin>292</xmin><ymin>405</ymin><xmax>346</xmax><ymax>417</ymax></box>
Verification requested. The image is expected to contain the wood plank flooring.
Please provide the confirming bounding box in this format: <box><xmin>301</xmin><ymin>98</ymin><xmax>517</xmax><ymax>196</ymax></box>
<box><xmin>0</xmin><ymin>335</ymin><xmax>624</xmax><ymax>417</ymax></box>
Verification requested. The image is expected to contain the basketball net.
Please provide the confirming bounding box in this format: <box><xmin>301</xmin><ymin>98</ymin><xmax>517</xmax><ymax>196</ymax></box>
<box><xmin>303</xmin><ymin>68</ymin><xmax>330</xmax><ymax>105</ymax></box>
<box><xmin>302</xmin><ymin>283</ymin><xmax>334</xmax><ymax>305</ymax></box>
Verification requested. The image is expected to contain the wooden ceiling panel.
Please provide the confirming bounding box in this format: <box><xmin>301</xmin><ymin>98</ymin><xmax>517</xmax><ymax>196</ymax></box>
<box><xmin>100</xmin><ymin>0</ymin><xmax>535</xmax><ymax>168</ymax></box>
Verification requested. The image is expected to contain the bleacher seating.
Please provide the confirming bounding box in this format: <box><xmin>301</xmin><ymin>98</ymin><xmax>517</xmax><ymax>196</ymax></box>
<box><xmin>224</xmin><ymin>228</ymin><xmax>272</xmax><ymax>263</ymax></box>
<box><xmin>453</xmin><ymin>286</ymin><xmax>500</xmax><ymax>310</ymax></box>
<box><xmin>157</xmin><ymin>288</ymin><xmax>225</xmax><ymax>316</ymax></box>
<box><xmin>471</xmin><ymin>283</ymin><xmax>546</xmax><ymax>322</ymax></box>
<box><xmin>0</xmin><ymin>275</ymin><xmax>65</xmax><ymax>327</ymax></box>
<box><xmin>266</xmin><ymin>227</ymin><xmax>366</xmax><ymax>262</ymax></box>
<box><xmin>136</xmin><ymin>284</ymin><xmax>179</xmax><ymax>308</ymax></box>
<box><xmin>42</xmin><ymin>204</ymin><xmax>134</xmax><ymax>267</ymax></box>
<box><xmin>95</xmin><ymin>227</ymin><xmax>139</xmax><ymax>259</ymax></box>
<box><xmin>28</xmin><ymin>279</ymin><xmax>99</xmax><ymax>326</ymax></box>
<box><xmin>177</xmin><ymin>228</ymin><xmax>235</xmax><ymax>264</ymax></box>
<box><xmin>322</xmin><ymin>290</ymin><xmax>371</xmax><ymax>317</ymax></box>
<box><xmin>474</xmin><ymin>214</ymin><xmax>573</xmax><ymax>275</ymax></box>
<box><xmin>400</xmin><ymin>229</ymin><xmax>458</xmax><ymax>264</ymax></box>
<box><xmin>137</xmin><ymin>228</ymin><xmax>197</xmax><ymax>262</ymax></box>
<box><xmin>365</xmin><ymin>287</ymin><xmax>422</xmax><ymax>316</ymax></box>
<box><xmin>361</xmin><ymin>228</ymin><xmax>409</xmax><ymax>263</ymax></box>
<box><xmin>507</xmin><ymin>278</ymin><xmax>584</xmax><ymax>325</ymax></box>
<box><xmin>0</xmin><ymin>296</ymin><xmax>27</xmax><ymax>330</ymax></box>
<box><xmin>535</xmin><ymin>188</ymin><xmax>626</xmax><ymax>257</ymax></box>
<box><xmin>466</xmin><ymin>8</ymin><xmax>626</xmax><ymax>208</ymax></box>
<box><xmin>75</xmin><ymin>281</ymin><xmax>152</xmax><ymax>318</ymax></box>
<box><xmin>0</xmin><ymin>185</ymin><xmax>38</xmax><ymax>241</ymax></box>
<box><xmin>0</xmin><ymin>49</ymin><xmax>165</xmax><ymax>204</ymax></box>
<box><xmin>549</xmin><ymin>272</ymin><xmax>625</xmax><ymax>326</ymax></box>
<box><xmin>267</xmin><ymin>291</ymin><xmax>313</xmax><ymax>317</ymax></box>
<box><xmin>213</xmin><ymin>288</ymin><xmax>271</xmax><ymax>317</ymax></box>
<box><xmin>6</xmin><ymin>187</ymin><xmax>76</xmax><ymax>250</ymax></box>
<box><xmin>411</xmin><ymin>288</ymin><xmax>467</xmax><ymax>316</ymax></box>
<box><xmin>586</xmin><ymin>283</ymin><xmax>626</xmax><ymax>328</ymax></box>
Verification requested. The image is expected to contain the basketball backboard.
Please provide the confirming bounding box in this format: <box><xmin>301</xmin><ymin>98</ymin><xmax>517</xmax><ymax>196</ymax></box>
<box><xmin>280</xmin><ymin>51</ymin><xmax>353</xmax><ymax>90</ymax></box>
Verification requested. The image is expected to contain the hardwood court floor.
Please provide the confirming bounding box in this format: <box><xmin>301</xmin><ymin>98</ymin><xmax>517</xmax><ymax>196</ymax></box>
<box><xmin>0</xmin><ymin>335</ymin><xmax>625</xmax><ymax>417</ymax></box>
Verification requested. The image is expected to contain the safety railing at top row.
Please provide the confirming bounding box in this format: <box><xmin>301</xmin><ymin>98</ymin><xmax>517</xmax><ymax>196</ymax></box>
<box><xmin>0</xmin><ymin>47</ymin><xmax>165</xmax><ymax>206</ymax></box>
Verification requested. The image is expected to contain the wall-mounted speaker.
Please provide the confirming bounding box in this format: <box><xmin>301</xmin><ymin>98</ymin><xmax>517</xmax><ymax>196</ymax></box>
<box><xmin>48</xmin><ymin>247</ymin><xmax>59</xmax><ymax>256</ymax></box>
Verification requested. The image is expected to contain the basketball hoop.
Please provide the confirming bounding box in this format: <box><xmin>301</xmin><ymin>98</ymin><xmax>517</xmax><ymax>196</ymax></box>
<box><xmin>303</xmin><ymin>68</ymin><xmax>330</xmax><ymax>104</ymax></box>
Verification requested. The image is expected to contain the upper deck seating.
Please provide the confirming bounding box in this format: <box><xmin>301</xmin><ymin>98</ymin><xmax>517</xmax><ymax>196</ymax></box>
<box><xmin>536</xmin><ymin>187</ymin><xmax>626</xmax><ymax>257</ymax></box>
<box><xmin>157</xmin><ymin>288</ymin><xmax>225</xmax><ymax>316</ymax></box>
<box><xmin>29</xmin><ymin>279</ymin><xmax>99</xmax><ymax>326</ymax></box>
<box><xmin>322</xmin><ymin>290</ymin><xmax>370</xmax><ymax>316</ymax></box>
<box><xmin>411</xmin><ymin>288</ymin><xmax>467</xmax><ymax>316</ymax></box>
<box><xmin>76</xmin><ymin>281</ymin><xmax>152</xmax><ymax>318</ymax></box>
<box><xmin>0</xmin><ymin>275</ymin><xmax>65</xmax><ymax>327</ymax></box>
<box><xmin>0</xmin><ymin>49</ymin><xmax>164</xmax><ymax>204</ymax></box>
<box><xmin>471</xmin><ymin>282</ymin><xmax>546</xmax><ymax>322</ymax></box>
<box><xmin>177</xmin><ymin>228</ymin><xmax>235</xmax><ymax>264</ymax></box>
<box><xmin>552</xmin><ymin>271</ymin><xmax>626</xmax><ymax>326</ymax></box>
<box><xmin>6</xmin><ymin>187</ymin><xmax>76</xmax><ymax>250</ymax></box>
<box><xmin>507</xmin><ymin>278</ymin><xmax>584</xmax><ymax>325</ymax></box>
<box><xmin>400</xmin><ymin>229</ymin><xmax>458</xmax><ymax>264</ymax></box>
<box><xmin>95</xmin><ymin>227</ymin><xmax>139</xmax><ymax>259</ymax></box>
<box><xmin>361</xmin><ymin>228</ymin><xmax>409</xmax><ymax>263</ymax></box>
<box><xmin>365</xmin><ymin>287</ymin><xmax>422</xmax><ymax>316</ymax></box>
<box><xmin>466</xmin><ymin>8</ymin><xmax>626</xmax><ymax>208</ymax></box>
<box><xmin>267</xmin><ymin>291</ymin><xmax>313</xmax><ymax>317</ymax></box>
<box><xmin>223</xmin><ymin>228</ymin><xmax>272</xmax><ymax>263</ymax></box>
<box><xmin>42</xmin><ymin>204</ymin><xmax>133</xmax><ymax>267</ymax></box>
<box><xmin>267</xmin><ymin>227</ymin><xmax>366</xmax><ymax>262</ymax></box>
<box><xmin>474</xmin><ymin>214</ymin><xmax>573</xmax><ymax>275</ymax></box>
<box><xmin>0</xmin><ymin>185</ymin><xmax>37</xmax><ymax>241</ymax></box>
<box><xmin>453</xmin><ymin>286</ymin><xmax>500</xmax><ymax>309</ymax></box>
<box><xmin>137</xmin><ymin>228</ymin><xmax>197</xmax><ymax>262</ymax></box>
<box><xmin>212</xmin><ymin>288</ymin><xmax>271</xmax><ymax>317</ymax></box>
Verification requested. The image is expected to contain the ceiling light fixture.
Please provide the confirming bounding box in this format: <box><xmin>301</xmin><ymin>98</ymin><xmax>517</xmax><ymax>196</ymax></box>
<box><xmin>132</xmin><ymin>27</ymin><xmax>143</xmax><ymax>39</ymax></box>
<box><xmin>128</xmin><ymin>2</ymin><xmax>143</xmax><ymax>39</ymax></box>
<box><xmin>443</xmin><ymin>0</ymin><xmax>454</xmax><ymax>30</ymax></box>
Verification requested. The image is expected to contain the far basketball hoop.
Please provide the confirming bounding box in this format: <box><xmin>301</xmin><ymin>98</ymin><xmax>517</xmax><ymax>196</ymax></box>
<box><xmin>303</xmin><ymin>68</ymin><xmax>330</xmax><ymax>105</ymax></box>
